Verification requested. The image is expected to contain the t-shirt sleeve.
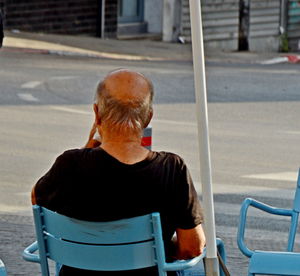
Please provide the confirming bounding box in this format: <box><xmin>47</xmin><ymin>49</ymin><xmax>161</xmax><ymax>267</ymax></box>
<box><xmin>173</xmin><ymin>158</ymin><xmax>204</xmax><ymax>229</ymax></box>
<box><xmin>33</xmin><ymin>151</ymin><xmax>75</xmax><ymax>210</ymax></box>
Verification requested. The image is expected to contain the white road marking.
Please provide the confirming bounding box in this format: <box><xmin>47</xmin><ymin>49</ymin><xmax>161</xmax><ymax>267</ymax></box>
<box><xmin>50</xmin><ymin>106</ymin><xmax>92</xmax><ymax>115</ymax></box>
<box><xmin>18</xmin><ymin>93</ymin><xmax>39</xmax><ymax>102</ymax></box>
<box><xmin>283</xmin><ymin>131</ymin><xmax>300</xmax><ymax>135</ymax></box>
<box><xmin>50</xmin><ymin>76</ymin><xmax>76</xmax><ymax>80</ymax></box>
<box><xmin>242</xmin><ymin>172</ymin><xmax>298</xmax><ymax>182</ymax></box>
<box><xmin>21</xmin><ymin>81</ymin><xmax>42</xmax><ymax>89</ymax></box>
<box><xmin>152</xmin><ymin>119</ymin><xmax>196</xmax><ymax>127</ymax></box>
<box><xmin>194</xmin><ymin>181</ymin><xmax>295</xmax><ymax>198</ymax></box>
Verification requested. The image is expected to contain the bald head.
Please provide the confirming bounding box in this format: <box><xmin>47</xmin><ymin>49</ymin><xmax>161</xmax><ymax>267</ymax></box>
<box><xmin>94</xmin><ymin>69</ymin><xmax>153</xmax><ymax>135</ymax></box>
<box><xmin>103</xmin><ymin>69</ymin><xmax>152</xmax><ymax>104</ymax></box>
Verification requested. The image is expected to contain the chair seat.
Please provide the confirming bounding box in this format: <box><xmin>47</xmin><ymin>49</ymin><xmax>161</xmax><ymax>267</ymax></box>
<box><xmin>249</xmin><ymin>250</ymin><xmax>300</xmax><ymax>275</ymax></box>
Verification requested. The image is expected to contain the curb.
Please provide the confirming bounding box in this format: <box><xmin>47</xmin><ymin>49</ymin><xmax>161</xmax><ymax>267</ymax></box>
<box><xmin>2</xmin><ymin>46</ymin><xmax>183</xmax><ymax>62</ymax></box>
<box><xmin>2</xmin><ymin>46</ymin><xmax>49</xmax><ymax>55</ymax></box>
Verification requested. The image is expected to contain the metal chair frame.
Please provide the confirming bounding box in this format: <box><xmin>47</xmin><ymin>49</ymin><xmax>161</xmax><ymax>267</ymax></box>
<box><xmin>23</xmin><ymin>205</ymin><xmax>223</xmax><ymax>276</ymax></box>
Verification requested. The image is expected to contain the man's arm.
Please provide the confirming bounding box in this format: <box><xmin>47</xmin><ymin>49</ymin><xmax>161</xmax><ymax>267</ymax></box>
<box><xmin>175</xmin><ymin>224</ymin><xmax>206</xmax><ymax>259</ymax></box>
<box><xmin>31</xmin><ymin>186</ymin><xmax>37</xmax><ymax>205</ymax></box>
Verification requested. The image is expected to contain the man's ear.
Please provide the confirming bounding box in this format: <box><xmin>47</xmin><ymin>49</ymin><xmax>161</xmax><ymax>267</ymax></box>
<box><xmin>93</xmin><ymin>104</ymin><xmax>101</xmax><ymax>125</ymax></box>
<box><xmin>144</xmin><ymin>109</ymin><xmax>153</xmax><ymax>128</ymax></box>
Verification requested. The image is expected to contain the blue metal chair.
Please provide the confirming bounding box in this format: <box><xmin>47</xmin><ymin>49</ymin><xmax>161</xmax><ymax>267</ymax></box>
<box><xmin>0</xmin><ymin>259</ymin><xmax>7</xmax><ymax>276</ymax></box>
<box><xmin>237</xmin><ymin>169</ymin><xmax>300</xmax><ymax>275</ymax></box>
<box><xmin>23</xmin><ymin>205</ymin><xmax>226</xmax><ymax>276</ymax></box>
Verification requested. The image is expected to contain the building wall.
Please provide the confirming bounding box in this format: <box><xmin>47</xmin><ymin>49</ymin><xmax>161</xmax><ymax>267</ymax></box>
<box><xmin>248</xmin><ymin>0</ymin><xmax>281</xmax><ymax>52</ymax></box>
<box><xmin>180</xmin><ymin>0</ymin><xmax>239</xmax><ymax>50</ymax></box>
<box><xmin>1</xmin><ymin>0</ymin><xmax>99</xmax><ymax>35</ymax></box>
<box><xmin>144</xmin><ymin>0</ymin><xmax>163</xmax><ymax>34</ymax></box>
<box><xmin>163</xmin><ymin>0</ymin><xmax>182</xmax><ymax>41</ymax></box>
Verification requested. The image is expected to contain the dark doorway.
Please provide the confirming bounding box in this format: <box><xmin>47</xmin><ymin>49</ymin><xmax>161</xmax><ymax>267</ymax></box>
<box><xmin>238</xmin><ymin>0</ymin><xmax>250</xmax><ymax>51</ymax></box>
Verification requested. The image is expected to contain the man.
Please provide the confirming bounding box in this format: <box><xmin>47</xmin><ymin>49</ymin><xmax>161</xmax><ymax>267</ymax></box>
<box><xmin>32</xmin><ymin>69</ymin><xmax>206</xmax><ymax>275</ymax></box>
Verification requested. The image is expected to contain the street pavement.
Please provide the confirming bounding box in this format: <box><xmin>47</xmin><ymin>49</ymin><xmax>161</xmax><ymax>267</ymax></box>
<box><xmin>1</xmin><ymin>31</ymin><xmax>300</xmax><ymax>275</ymax></box>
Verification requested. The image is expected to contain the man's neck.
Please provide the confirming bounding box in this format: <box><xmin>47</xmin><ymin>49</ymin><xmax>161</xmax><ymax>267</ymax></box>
<box><xmin>100</xmin><ymin>134</ymin><xmax>150</xmax><ymax>165</ymax></box>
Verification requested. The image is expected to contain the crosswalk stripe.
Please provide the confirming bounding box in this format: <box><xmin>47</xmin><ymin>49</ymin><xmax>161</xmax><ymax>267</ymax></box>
<box><xmin>49</xmin><ymin>106</ymin><xmax>92</xmax><ymax>115</ymax></box>
<box><xmin>17</xmin><ymin>93</ymin><xmax>39</xmax><ymax>102</ymax></box>
<box><xmin>283</xmin><ymin>131</ymin><xmax>300</xmax><ymax>135</ymax></box>
<box><xmin>21</xmin><ymin>81</ymin><xmax>42</xmax><ymax>89</ymax></box>
<box><xmin>242</xmin><ymin>172</ymin><xmax>298</xmax><ymax>182</ymax></box>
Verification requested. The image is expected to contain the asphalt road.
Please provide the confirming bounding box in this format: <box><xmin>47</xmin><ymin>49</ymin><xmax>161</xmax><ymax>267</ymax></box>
<box><xmin>0</xmin><ymin>50</ymin><xmax>300</xmax><ymax>275</ymax></box>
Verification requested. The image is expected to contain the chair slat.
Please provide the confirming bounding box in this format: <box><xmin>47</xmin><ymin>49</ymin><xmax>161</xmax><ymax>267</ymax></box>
<box><xmin>41</xmin><ymin>207</ymin><xmax>153</xmax><ymax>244</ymax></box>
<box><xmin>46</xmin><ymin>235</ymin><xmax>156</xmax><ymax>271</ymax></box>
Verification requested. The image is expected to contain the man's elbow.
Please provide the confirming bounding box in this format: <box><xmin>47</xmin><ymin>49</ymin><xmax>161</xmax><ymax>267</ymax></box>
<box><xmin>31</xmin><ymin>187</ymin><xmax>37</xmax><ymax>205</ymax></box>
<box><xmin>176</xmin><ymin>224</ymin><xmax>206</xmax><ymax>259</ymax></box>
<box><xmin>177</xmin><ymin>247</ymin><xmax>203</xmax><ymax>260</ymax></box>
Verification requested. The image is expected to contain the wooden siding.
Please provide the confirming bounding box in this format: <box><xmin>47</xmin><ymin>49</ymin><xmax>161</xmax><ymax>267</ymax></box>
<box><xmin>1</xmin><ymin>0</ymin><xmax>99</xmax><ymax>35</ymax></box>
<box><xmin>249</xmin><ymin>0</ymin><xmax>281</xmax><ymax>51</ymax></box>
<box><xmin>181</xmin><ymin>0</ymin><xmax>239</xmax><ymax>50</ymax></box>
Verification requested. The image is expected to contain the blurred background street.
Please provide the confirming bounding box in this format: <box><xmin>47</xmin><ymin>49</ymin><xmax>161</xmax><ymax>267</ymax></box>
<box><xmin>0</xmin><ymin>30</ymin><xmax>300</xmax><ymax>275</ymax></box>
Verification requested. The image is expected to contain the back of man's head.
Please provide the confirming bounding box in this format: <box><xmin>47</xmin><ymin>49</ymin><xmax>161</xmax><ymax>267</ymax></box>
<box><xmin>94</xmin><ymin>69</ymin><xmax>153</xmax><ymax>136</ymax></box>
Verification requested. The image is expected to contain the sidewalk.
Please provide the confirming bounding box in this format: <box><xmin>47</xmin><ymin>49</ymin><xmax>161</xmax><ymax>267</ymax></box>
<box><xmin>3</xmin><ymin>30</ymin><xmax>300</xmax><ymax>64</ymax></box>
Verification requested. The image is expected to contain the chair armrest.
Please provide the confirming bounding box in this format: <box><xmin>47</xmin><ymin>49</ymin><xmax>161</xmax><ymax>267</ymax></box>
<box><xmin>22</xmin><ymin>241</ymin><xmax>40</xmax><ymax>263</ymax></box>
<box><xmin>237</xmin><ymin>198</ymin><xmax>293</xmax><ymax>257</ymax></box>
<box><xmin>163</xmin><ymin>248</ymin><xmax>206</xmax><ymax>271</ymax></box>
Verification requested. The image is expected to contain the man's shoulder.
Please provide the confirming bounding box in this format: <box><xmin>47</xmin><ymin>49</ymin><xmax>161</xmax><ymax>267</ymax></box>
<box><xmin>154</xmin><ymin>151</ymin><xmax>186</xmax><ymax>166</ymax></box>
<box><xmin>56</xmin><ymin>148</ymin><xmax>95</xmax><ymax>161</ymax></box>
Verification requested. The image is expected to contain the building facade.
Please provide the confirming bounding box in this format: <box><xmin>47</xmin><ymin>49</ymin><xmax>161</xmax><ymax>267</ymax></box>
<box><xmin>0</xmin><ymin>0</ymin><xmax>299</xmax><ymax>52</ymax></box>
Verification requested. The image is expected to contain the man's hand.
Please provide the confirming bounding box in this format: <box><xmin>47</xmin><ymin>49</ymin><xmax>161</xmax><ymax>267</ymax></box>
<box><xmin>175</xmin><ymin>224</ymin><xmax>206</xmax><ymax>259</ymax></box>
<box><xmin>84</xmin><ymin>122</ymin><xmax>101</xmax><ymax>148</ymax></box>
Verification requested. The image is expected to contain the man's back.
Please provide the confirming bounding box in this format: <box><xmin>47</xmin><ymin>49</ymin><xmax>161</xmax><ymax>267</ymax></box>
<box><xmin>34</xmin><ymin>148</ymin><xmax>203</xmax><ymax>275</ymax></box>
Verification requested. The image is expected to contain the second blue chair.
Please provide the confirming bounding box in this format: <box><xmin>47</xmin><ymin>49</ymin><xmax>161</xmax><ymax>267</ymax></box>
<box><xmin>237</xmin><ymin>168</ymin><xmax>300</xmax><ymax>275</ymax></box>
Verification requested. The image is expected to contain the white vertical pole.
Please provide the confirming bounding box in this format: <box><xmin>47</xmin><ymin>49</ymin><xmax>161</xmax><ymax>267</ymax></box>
<box><xmin>189</xmin><ymin>0</ymin><xmax>219</xmax><ymax>275</ymax></box>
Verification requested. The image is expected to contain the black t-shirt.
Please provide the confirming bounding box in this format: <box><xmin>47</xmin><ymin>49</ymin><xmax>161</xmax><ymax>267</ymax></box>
<box><xmin>34</xmin><ymin>148</ymin><xmax>203</xmax><ymax>276</ymax></box>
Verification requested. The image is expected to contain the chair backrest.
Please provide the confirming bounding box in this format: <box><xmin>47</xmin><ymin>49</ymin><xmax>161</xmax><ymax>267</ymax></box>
<box><xmin>292</xmin><ymin>168</ymin><xmax>300</xmax><ymax>212</ymax></box>
<box><xmin>32</xmin><ymin>205</ymin><xmax>168</xmax><ymax>275</ymax></box>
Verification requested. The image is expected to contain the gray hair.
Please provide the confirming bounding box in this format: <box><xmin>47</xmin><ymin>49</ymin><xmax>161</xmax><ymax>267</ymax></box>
<box><xmin>94</xmin><ymin>78</ymin><xmax>153</xmax><ymax>135</ymax></box>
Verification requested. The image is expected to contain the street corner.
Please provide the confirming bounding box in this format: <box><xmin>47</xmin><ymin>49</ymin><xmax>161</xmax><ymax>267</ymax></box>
<box><xmin>260</xmin><ymin>54</ymin><xmax>300</xmax><ymax>65</ymax></box>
